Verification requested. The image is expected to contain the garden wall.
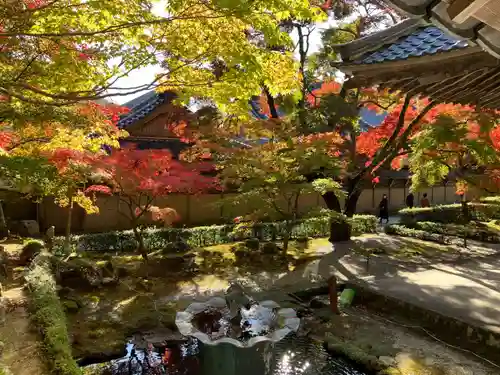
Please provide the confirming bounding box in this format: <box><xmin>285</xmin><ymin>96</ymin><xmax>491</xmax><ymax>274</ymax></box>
<box><xmin>39</xmin><ymin>185</ymin><xmax>464</xmax><ymax>234</ymax></box>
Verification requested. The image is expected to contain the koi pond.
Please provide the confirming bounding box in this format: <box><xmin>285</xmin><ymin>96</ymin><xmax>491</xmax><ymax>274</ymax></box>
<box><xmin>81</xmin><ymin>284</ymin><xmax>371</xmax><ymax>375</ymax></box>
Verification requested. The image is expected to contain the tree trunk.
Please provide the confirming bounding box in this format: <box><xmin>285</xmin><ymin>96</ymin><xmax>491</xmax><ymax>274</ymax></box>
<box><xmin>322</xmin><ymin>191</ymin><xmax>341</xmax><ymax>212</ymax></box>
<box><xmin>132</xmin><ymin>225</ymin><xmax>148</xmax><ymax>262</ymax></box>
<box><xmin>322</xmin><ymin>190</ymin><xmax>360</xmax><ymax>243</ymax></box>
<box><xmin>63</xmin><ymin>196</ymin><xmax>73</xmax><ymax>253</ymax></box>
<box><xmin>344</xmin><ymin>191</ymin><xmax>361</xmax><ymax>218</ymax></box>
<box><xmin>283</xmin><ymin>221</ymin><xmax>293</xmax><ymax>254</ymax></box>
<box><xmin>0</xmin><ymin>200</ymin><xmax>8</xmax><ymax>239</ymax></box>
<box><xmin>460</xmin><ymin>195</ymin><xmax>469</xmax><ymax>249</ymax></box>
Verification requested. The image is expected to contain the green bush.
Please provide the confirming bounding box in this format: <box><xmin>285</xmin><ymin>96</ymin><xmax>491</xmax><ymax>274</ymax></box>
<box><xmin>384</xmin><ymin>224</ymin><xmax>450</xmax><ymax>245</ymax></box>
<box><xmin>25</xmin><ymin>253</ymin><xmax>81</xmax><ymax>375</ymax></box>
<box><xmin>480</xmin><ymin>196</ymin><xmax>500</xmax><ymax>204</ymax></box>
<box><xmin>54</xmin><ymin>215</ymin><xmax>378</xmax><ymax>253</ymax></box>
<box><xmin>411</xmin><ymin>221</ymin><xmax>500</xmax><ymax>243</ymax></box>
<box><xmin>399</xmin><ymin>203</ymin><xmax>500</xmax><ymax>224</ymax></box>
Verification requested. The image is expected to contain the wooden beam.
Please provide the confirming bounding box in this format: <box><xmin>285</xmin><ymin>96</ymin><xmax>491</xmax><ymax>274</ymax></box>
<box><xmin>448</xmin><ymin>0</ymin><xmax>491</xmax><ymax>23</ymax></box>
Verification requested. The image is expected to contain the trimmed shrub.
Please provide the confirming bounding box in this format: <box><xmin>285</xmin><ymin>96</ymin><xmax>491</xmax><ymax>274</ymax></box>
<box><xmin>480</xmin><ymin>196</ymin><xmax>500</xmax><ymax>204</ymax></box>
<box><xmin>399</xmin><ymin>203</ymin><xmax>500</xmax><ymax>224</ymax></box>
<box><xmin>411</xmin><ymin>221</ymin><xmax>500</xmax><ymax>243</ymax></box>
<box><xmin>54</xmin><ymin>214</ymin><xmax>378</xmax><ymax>253</ymax></box>
<box><xmin>25</xmin><ymin>252</ymin><xmax>81</xmax><ymax>375</ymax></box>
<box><xmin>384</xmin><ymin>224</ymin><xmax>450</xmax><ymax>245</ymax></box>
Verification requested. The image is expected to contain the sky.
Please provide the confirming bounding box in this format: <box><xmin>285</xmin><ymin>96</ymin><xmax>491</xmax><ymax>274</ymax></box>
<box><xmin>110</xmin><ymin>3</ymin><xmax>338</xmax><ymax>105</ymax></box>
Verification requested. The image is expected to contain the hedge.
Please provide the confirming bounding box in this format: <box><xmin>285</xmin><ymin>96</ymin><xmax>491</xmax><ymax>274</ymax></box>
<box><xmin>384</xmin><ymin>224</ymin><xmax>452</xmax><ymax>245</ymax></box>
<box><xmin>480</xmin><ymin>196</ymin><xmax>500</xmax><ymax>204</ymax></box>
<box><xmin>398</xmin><ymin>203</ymin><xmax>500</xmax><ymax>224</ymax></box>
<box><xmin>25</xmin><ymin>252</ymin><xmax>81</xmax><ymax>375</ymax></box>
<box><xmin>54</xmin><ymin>215</ymin><xmax>378</xmax><ymax>253</ymax></box>
<box><xmin>411</xmin><ymin>221</ymin><xmax>500</xmax><ymax>244</ymax></box>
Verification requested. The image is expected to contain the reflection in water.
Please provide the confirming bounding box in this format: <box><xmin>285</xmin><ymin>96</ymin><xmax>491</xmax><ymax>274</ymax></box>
<box><xmin>192</xmin><ymin>303</ymin><xmax>278</xmax><ymax>342</ymax></box>
<box><xmin>82</xmin><ymin>334</ymin><xmax>371</xmax><ymax>375</ymax></box>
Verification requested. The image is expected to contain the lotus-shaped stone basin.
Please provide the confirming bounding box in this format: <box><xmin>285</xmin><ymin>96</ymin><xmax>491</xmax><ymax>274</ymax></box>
<box><xmin>175</xmin><ymin>296</ymin><xmax>300</xmax><ymax>375</ymax></box>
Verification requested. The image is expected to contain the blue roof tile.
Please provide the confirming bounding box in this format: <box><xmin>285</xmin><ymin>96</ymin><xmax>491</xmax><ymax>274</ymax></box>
<box><xmin>354</xmin><ymin>26</ymin><xmax>469</xmax><ymax>64</ymax></box>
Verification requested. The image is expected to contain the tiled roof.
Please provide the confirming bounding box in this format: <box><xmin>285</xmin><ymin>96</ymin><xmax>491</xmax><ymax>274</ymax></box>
<box><xmin>118</xmin><ymin>91</ymin><xmax>286</xmax><ymax>128</ymax></box>
<box><xmin>354</xmin><ymin>25</ymin><xmax>469</xmax><ymax>64</ymax></box>
<box><xmin>384</xmin><ymin>0</ymin><xmax>500</xmax><ymax>59</ymax></box>
<box><xmin>117</xmin><ymin>91</ymin><xmax>175</xmax><ymax>128</ymax></box>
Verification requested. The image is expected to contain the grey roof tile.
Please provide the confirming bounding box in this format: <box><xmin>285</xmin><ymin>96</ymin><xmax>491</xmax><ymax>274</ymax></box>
<box><xmin>354</xmin><ymin>26</ymin><xmax>469</xmax><ymax>64</ymax></box>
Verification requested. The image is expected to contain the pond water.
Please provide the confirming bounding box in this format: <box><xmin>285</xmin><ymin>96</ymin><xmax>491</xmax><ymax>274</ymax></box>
<box><xmin>81</xmin><ymin>334</ymin><xmax>372</xmax><ymax>375</ymax></box>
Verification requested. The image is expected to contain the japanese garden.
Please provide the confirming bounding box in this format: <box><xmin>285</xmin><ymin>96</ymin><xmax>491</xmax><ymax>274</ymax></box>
<box><xmin>1</xmin><ymin>1</ymin><xmax>500</xmax><ymax>375</ymax></box>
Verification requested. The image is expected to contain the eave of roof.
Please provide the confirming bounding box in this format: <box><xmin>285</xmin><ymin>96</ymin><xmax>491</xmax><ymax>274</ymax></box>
<box><xmin>335</xmin><ymin>19</ymin><xmax>469</xmax><ymax>65</ymax></box>
<box><xmin>384</xmin><ymin>0</ymin><xmax>500</xmax><ymax>59</ymax></box>
<box><xmin>333</xmin><ymin>18</ymin><xmax>500</xmax><ymax>109</ymax></box>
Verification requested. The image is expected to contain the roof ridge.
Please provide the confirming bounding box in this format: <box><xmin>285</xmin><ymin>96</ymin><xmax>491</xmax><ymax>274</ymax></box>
<box><xmin>334</xmin><ymin>18</ymin><xmax>431</xmax><ymax>61</ymax></box>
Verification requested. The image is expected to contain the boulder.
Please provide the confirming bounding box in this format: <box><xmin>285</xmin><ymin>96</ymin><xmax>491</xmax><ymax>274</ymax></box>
<box><xmin>19</xmin><ymin>241</ymin><xmax>44</xmax><ymax>266</ymax></box>
<box><xmin>163</xmin><ymin>240</ymin><xmax>191</xmax><ymax>254</ymax></box>
<box><xmin>62</xmin><ymin>299</ymin><xmax>81</xmax><ymax>313</ymax></box>
<box><xmin>244</xmin><ymin>238</ymin><xmax>260</xmax><ymax>250</ymax></box>
<box><xmin>56</xmin><ymin>258</ymin><xmax>103</xmax><ymax>289</ymax></box>
<box><xmin>19</xmin><ymin>220</ymin><xmax>40</xmax><ymax>237</ymax></box>
<box><xmin>260</xmin><ymin>242</ymin><xmax>280</xmax><ymax>255</ymax></box>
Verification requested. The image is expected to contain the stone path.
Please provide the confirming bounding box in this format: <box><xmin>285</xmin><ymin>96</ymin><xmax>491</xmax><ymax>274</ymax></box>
<box><xmin>272</xmin><ymin>234</ymin><xmax>500</xmax><ymax>335</ymax></box>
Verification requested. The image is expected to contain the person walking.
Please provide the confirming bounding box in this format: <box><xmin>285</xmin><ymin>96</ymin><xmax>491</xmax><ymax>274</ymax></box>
<box><xmin>405</xmin><ymin>193</ymin><xmax>414</xmax><ymax>209</ymax></box>
<box><xmin>420</xmin><ymin>193</ymin><xmax>430</xmax><ymax>207</ymax></box>
<box><xmin>379</xmin><ymin>194</ymin><xmax>389</xmax><ymax>224</ymax></box>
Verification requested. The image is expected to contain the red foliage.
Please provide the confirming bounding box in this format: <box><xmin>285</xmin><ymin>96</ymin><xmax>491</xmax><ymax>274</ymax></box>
<box><xmin>89</xmin><ymin>145</ymin><xmax>218</xmax><ymax>199</ymax></box>
<box><xmin>85</xmin><ymin>185</ymin><xmax>112</xmax><ymax>195</ymax></box>
<box><xmin>306</xmin><ymin>81</ymin><xmax>342</xmax><ymax>107</ymax></box>
<box><xmin>24</xmin><ymin>0</ymin><xmax>47</xmax><ymax>9</ymax></box>
<box><xmin>0</xmin><ymin>131</ymin><xmax>15</xmax><ymax>150</ymax></box>
<box><xmin>78</xmin><ymin>102</ymin><xmax>130</xmax><ymax>127</ymax></box>
<box><xmin>48</xmin><ymin>149</ymin><xmax>95</xmax><ymax>172</ymax></box>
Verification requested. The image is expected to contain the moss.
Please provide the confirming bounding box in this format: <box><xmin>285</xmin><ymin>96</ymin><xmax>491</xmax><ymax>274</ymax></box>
<box><xmin>326</xmin><ymin>334</ymin><xmax>383</xmax><ymax>371</ymax></box>
<box><xmin>25</xmin><ymin>252</ymin><xmax>81</xmax><ymax>375</ymax></box>
<box><xmin>378</xmin><ymin>356</ymin><xmax>447</xmax><ymax>375</ymax></box>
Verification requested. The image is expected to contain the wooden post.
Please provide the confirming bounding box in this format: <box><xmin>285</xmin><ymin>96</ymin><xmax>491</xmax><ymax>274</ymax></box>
<box><xmin>186</xmin><ymin>195</ymin><xmax>191</xmax><ymax>224</ymax></box>
<box><xmin>328</xmin><ymin>275</ymin><xmax>339</xmax><ymax>314</ymax></box>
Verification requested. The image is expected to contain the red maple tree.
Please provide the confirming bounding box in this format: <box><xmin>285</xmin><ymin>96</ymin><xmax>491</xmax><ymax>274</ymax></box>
<box><xmin>86</xmin><ymin>145</ymin><xmax>217</xmax><ymax>260</ymax></box>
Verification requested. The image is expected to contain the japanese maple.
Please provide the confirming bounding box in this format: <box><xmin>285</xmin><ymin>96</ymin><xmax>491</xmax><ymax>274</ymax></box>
<box><xmin>87</xmin><ymin>146</ymin><xmax>217</xmax><ymax>260</ymax></box>
<box><xmin>0</xmin><ymin>101</ymin><xmax>127</xmax><ymax>243</ymax></box>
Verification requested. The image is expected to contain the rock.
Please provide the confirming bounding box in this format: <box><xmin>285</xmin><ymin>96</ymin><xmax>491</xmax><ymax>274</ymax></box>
<box><xmin>137</xmin><ymin>278</ymin><xmax>152</xmax><ymax>291</ymax></box>
<box><xmin>261</xmin><ymin>242</ymin><xmax>280</xmax><ymax>255</ymax></box>
<box><xmin>309</xmin><ymin>296</ymin><xmax>329</xmax><ymax>309</ymax></box>
<box><xmin>101</xmin><ymin>260</ymin><xmax>115</xmax><ymax>278</ymax></box>
<box><xmin>19</xmin><ymin>220</ymin><xmax>40</xmax><ymax>237</ymax></box>
<box><xmin>62</xmin><ymin>299</ymin><xmax>80</xmax><ymax>313</ymax></box>
<box><xmin>102</xmin><ymin>277</ymin><xmax>118</xmax><ymax>286</ymax></box>
<box><xmin>244</xmin><ymin>238</ymin><xmax>260</xmax><ymax>250</ymax></box>
<box><xmin>164</xmin><ymin>240</ymin><xmax>191</xmax><ymax>254</ymax></box>
<box><xmin>19</xmin><ymin>241</ymin><xmax>44</xmax><ymax>266</ymax></box>
<box><xmin>116</xmin><ymin>266</ymin><xmax>129</xmax><ymax>278</ymax></box>
<box><xmin>378</xmin><ymin>356</ymin><xmax>396</xmax><ymax>367</ymax></box>
<box><xmin>0</xmin><ymin>246</ymin><xmax>8</xmax><ymax>281</ymax></box>
<box><xmin>56</xmin><ymin>258</ymin><xmax>103</xmax><ymax>289</ymax></box>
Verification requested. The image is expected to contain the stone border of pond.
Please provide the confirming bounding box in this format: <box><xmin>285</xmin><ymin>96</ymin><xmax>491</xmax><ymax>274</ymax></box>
<box><xmin>347</xmin><ymin>281</ymin><xmax>500</xmax><ymax>368</ymax></box>
<box><xmin>287</xmin><ymin>280</ymin><xmax>500</xmax><ymax>373</ymax></box>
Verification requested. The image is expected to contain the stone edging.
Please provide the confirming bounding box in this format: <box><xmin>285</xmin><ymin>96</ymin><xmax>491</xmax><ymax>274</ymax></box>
<box><xmin>347</xmin><ymin>281</ymin><xmax>500</xmax><ymax>367</ymax></box>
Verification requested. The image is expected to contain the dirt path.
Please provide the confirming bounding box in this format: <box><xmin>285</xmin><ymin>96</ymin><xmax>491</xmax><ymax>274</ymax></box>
<box><xmin>1</xmin><ymin>241</ymin><xmax>46</xmax><ymax>375</ymax></box>
<box><xmin>0</xmin><ymin>286</ymin><xmax>46</xmax><ymax>375</ymax></box>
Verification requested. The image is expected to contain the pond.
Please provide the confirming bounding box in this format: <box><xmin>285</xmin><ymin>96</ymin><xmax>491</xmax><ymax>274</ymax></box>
<box><xmin>81</xmin><ymin>333</ymin><xmax>372</xmax><ymax>375</ymax></box>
